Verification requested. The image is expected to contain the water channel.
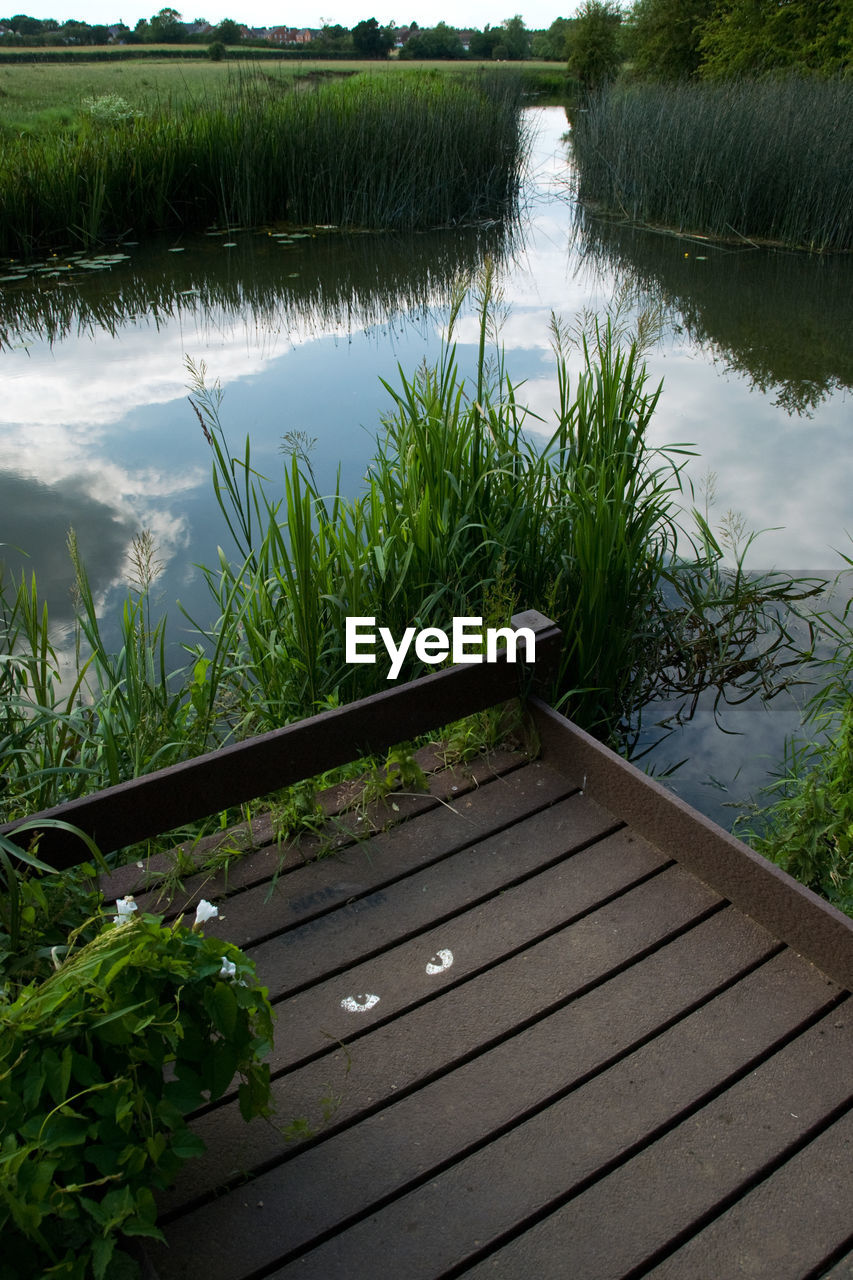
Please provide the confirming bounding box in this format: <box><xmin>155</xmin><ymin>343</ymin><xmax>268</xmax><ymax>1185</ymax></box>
<box><xmin>1</xmin><ymin>105</ymin><xmax>851</xmax><ymax>828</ymax></box>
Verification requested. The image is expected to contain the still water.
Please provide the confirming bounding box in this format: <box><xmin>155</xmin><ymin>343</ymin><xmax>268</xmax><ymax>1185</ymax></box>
<box><xmin>1</xmin><ymin>106</ymin><xmax>851</xmax><ymax>826</ymax></box>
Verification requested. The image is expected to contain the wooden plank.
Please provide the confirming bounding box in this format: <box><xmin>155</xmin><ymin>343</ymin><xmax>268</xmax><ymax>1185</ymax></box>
<box><xmin>150</xmin><ymin>952</ymin><xmax>842</xmax><ymax>1280</ymax></box>
<box><xmin>139</xmin><ymin>759</ymin><xmax>580</xmax><ymax>952</ymax></box>
<box><xmin>163</xmin><ymin>827</ymin><xmax>682</xmax><ymax>1192</ymax></box>
<box><xmin>461</xmin><ymin>1005</ymin><xmax>853</xmax><ymax>1280</ymax></box>
<box><xmin>244</xmin><ymin>819</ymin><xmax>655</xmax><ymax>1070</ymax></box>
<box><xmin>531</xmin><ymin>697</ymin><xmax>853</xmax><ymax>990</ymax></box>
<box><xmin>1</xmin><ymin>611</ymin><xmax>560</xmax><ymax>868</ymax></box>
<box><xmin>99</xmin><ymin>747</ymin><xmax>527</xmax><ymax>904</ymax></box>
<box><xmin>642</xmin><ymin>1105</ymin><xmax>853</xmax><ymax>1280</ymax></box>
<box><xmin>820</xmin><ymin>1247</ymin><xmax>853</xmax><ymax>1278</ymax></box>
<box><xmin>158</xmin><ymin>905</ymin><xmax>778</xmax><ymax>1219</ymax></box>
<box><xmin>241</xmin><ymin>789</ymin><xmax>619</xmax><ymax>1007</ymax></box>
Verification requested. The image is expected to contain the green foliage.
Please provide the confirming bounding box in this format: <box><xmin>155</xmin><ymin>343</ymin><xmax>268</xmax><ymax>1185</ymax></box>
<box><xmin>571</xmin><ymin>76</ymin><xmax>853</xmax><ymax>251</ymax></box>
<box><xmin>739</xmin><ymin>580</ymin><xmax>853</xmax><ymax>916</ymax></box>
<box><xmin>0</xmin><ymin>277</ymin><xmax>819</xmax><ymax>824</ymax></box>
<box><xmin>568</xmin><ymin>0</ymin><xmax>624</xmax><ymax>88</ymax></box>
<box><xmin>698</xmin><ymin>0</ymin><xmax>852</xmax><ymax>79</ymax></box>
<box><xmin>399</xmin><ymin>22</ymin><xmax>467</xmax><ymax>59</ymax></box>
<box><xmin>311</xmin><ymin>23</ymin><xmax>353</xmax><ymax>53</ymax></box>
<box><xmin>0</xmin><ymin>912</ymin><xmax>273</xmax><ymax>1278</ymax></box>
<box><xmin>147</xmin><ymin>6</ymin><xmax>184</xmax><ymax>44</ymax></box>
<box><xmin>0</xmin><ymin>70</ymin><xmax>527</xmax><ymax>254</ymax></box>
<box><xmin>0</xmin><ymin>527</ymin><xmax>224</xmax><ymax>823</ymax></box>
<box><xmin>0</xmin><ymin>854</ymin><xmax>102</xmax><ymax>992</ymax></box>
<box><xmin>352</xmin><ymin>17</ymin><xmax>394</xmax><ymax>58</ymax></box>
<box><xmin>742</xmin><ymin>706</ymin><xmax>853</xmax><ymax>916</ymax></box>
<box><xmin>185</xmin><ymin>273</ymin><xmax>811</xmax><ymax>747</ymax></box>
<box><xmin>212</xmin><ymin>18</ymin><xmax>242</xmax><ymax>46</ymax></box>
<box><xmin>207</xmin><ymin>39</ymin><xmax>226</xmax><ymax>61</ymax></box>
<box><xmin>531</xmin><ymin>17</ymin><xmax>574</xmax><ymax>61</ymax></box>
<box><xmin>627</xmin><ymin>0</ymin><xmax>715</xmax><ymax>79</ymax></box>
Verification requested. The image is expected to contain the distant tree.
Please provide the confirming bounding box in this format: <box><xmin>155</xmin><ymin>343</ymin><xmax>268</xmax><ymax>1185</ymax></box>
<box><xmin>471</xmin><ymin>16</ymin><xmax>529</xmax><ymax>59</ymax></box>
<box><xmin>398</xmin><ymin>20</ymin><xmax>465</xmax><ymax>58</ymax></box>
<box><xmin>567</xmin><ymin>0</ymin><xmax>623</xmax><ymax>88</ymax></box>
<box><xmin>628</xmin><ymin>0</ymin><xmax>714</xmax><ymax>79</ymax></box>
<box><xmin>313</xmin><ymin>22</ymin><xmax>352</xmax><ymax>50</ymax></box>
<box><xmin>532</xmin><ymin>16</ymin><xmax>572</xmax><ymax>60</ymax></box>
<box><xmin>468</xmin><ymin>24</ymin><xmax>500</xmax><ymax>58</ymax></box>
<box><xmin>148</xmin><ymin>6</ymin><xmax>184</xmax><ymax>42</ymax></box>
<box><xmin>500</xmin><ymin>14</ymin><xmax>531</xmax><ymax>59</ymax></box>
<box><xmin>212</xmin><ymin>17</ymin><xmax>241</xmax><ymax>43</ymax></box>
<box><xmin>59</xmin><ymin>19</ymin><xmax>96</xmax><ymax>44</ymax></box>
<box><xmin>7</xmin><ymin>13</ymin><xmax>45</xmax><ymax>34</ymax></box>
<box><xmin>352</xmin><ymin>16</ymin><xmax>394</xmax><ymax>56</ymax></box>
<box><xmin>208</xmin><ymin>37</ymin><xmax>225</xmax><ymax>58</ymax></box>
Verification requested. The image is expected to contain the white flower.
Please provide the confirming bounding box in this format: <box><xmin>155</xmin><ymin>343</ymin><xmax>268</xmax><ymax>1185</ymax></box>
<box><xmin>112</xmin><ymin>895</ymin><xmax>138</xmax><ymax>925</ymax></box>
<box><xmin>192</xmin><ymin>899</ymin><xmax>219</xmax><ymax>931</ymax></box>
<box><xmin>219</xmin><ymin>956</ymin><xmax>237</xmax><ymax>980</ymax></box>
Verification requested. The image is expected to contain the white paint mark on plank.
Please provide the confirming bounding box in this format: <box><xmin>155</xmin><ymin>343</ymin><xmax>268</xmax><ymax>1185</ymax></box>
<box><xmin>426</xmin><ymin>949</ymin><xmax>454</xmax><ymax>975</ymax></box>
<box><xmin>340</xmin><ymin>993</ymin><xmax>380</xmax><ymax>1012</ymax></box>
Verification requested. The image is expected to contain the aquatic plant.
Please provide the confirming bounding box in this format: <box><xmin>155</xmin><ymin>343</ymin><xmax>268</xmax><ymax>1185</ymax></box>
<box><xmin>188</xmin><ymin>272</ymin><xmax>816</xmax><ymax>745</ymax></box>
<box><xmin>0</xmin><ymin>279</ymin><xmax>818</xmax><ymax>827</ymax></box>
<box><xmin>738</xmin><ymin>567</ymin><xmax>853</xmax><ymax>915</ymax></box>
<box><xmin>0</xmin><ymin>70</ymin><xmax>528</xmax><ymax>255</ymax></box>
<box><xmin>571</xmin><ymin>76</ymin><xmax>853</xmax><ymax>252</ymax></box>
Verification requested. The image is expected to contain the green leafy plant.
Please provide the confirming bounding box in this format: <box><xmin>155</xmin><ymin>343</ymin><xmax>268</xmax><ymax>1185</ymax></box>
<box><xmin>0</xmin><ymin>909</ymin><xmax>273</xmax><ymax>1279</ymax></box>
<box><xmin>738</xmin><ymin>562</ymin><xmax>853</xmax><ymax>915</ymax></box>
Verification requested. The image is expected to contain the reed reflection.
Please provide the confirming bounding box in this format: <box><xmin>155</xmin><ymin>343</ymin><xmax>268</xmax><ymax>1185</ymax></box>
<box><xmin>570</xmin><ymin>209</ymin><xmax>853</xmax><ymax>418</ymax></box>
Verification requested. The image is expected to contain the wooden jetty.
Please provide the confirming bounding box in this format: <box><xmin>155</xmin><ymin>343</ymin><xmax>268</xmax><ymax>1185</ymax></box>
<box><xmin>6</xmin><ymin>611</ymin><xmax>853</xmax><ymax>1279</ymax></box>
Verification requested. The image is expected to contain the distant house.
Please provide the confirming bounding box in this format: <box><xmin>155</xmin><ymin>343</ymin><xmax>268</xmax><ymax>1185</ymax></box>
<box><xmin>267</xmin><ymin>26</ymin><xmax>314</xmax><ymax>45</ymax></box>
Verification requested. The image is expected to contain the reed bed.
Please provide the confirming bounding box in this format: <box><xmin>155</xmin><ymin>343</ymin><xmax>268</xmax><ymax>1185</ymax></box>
<box><xmin>571</xmin><ymin>76</ymin><xmax>853</xmax><ymax>252</ymax></box>
<box><xmin>0</xmin><ymin>71</ymin><xmax>528</xmax><ymax>255</ymax></box>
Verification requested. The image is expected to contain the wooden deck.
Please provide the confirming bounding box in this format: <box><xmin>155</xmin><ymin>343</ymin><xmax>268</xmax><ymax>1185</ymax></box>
<box><xmin>7</xmin><ymin>612</ymin><xmax>853</xmax><ymax>1278</ymax></box>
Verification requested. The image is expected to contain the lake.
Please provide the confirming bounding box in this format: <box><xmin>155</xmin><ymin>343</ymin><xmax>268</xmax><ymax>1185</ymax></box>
<box><xmin>1</xmin><ymin>105</ymin><xmax>851</xmax><ymax>827</ymax></box>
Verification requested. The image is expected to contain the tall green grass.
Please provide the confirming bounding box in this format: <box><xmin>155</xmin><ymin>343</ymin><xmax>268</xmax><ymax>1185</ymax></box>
<box><xmin>571</xmin><ymin>76</ymin><xmax>853</xmax><ymax>252</ymax></box>
<box><xmin>0</xmin><ymin>70</ymin><xmax>528</xmax><ymax>255</ymax></box>
<box><xmin>0</xmin><ymin>279</ymin><xmax>818</xmax><ymax>826</ymax></box>
<box><xmin>738</xmin><ymin>566</ymin><xmax>853</xmax><ymax>915</ymax></box>
<box><xmin>184</xmin><ymin>285</ymin><xmax>690</xmax><ymax>737</ymax></box>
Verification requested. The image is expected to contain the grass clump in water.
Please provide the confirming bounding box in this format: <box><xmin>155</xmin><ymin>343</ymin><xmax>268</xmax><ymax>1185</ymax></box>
<box><xmin>738</xmin><ymin>577</ymin><xmax>853</xmax><ymax>915</ymax></box>
<box><xmin>571</xmin><ymin>75</ymin><xmax>853</xmax><ymax>252</ymax></box>
<box><xmin>0</xmin><ymin>70</ymin><xmax>528</xmax><ymax>255</ymax></box>
<box><xmin>0</xmin><ymin>274</ymin><xmax>818</xmax><ymax>825</ymax></box>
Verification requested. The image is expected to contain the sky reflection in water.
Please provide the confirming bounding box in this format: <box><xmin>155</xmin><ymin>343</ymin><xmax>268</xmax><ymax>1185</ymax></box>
<box><xmin>0</xmin><ymin>106</ymin><xmax>851</xmax><ymax>826</ymax></box>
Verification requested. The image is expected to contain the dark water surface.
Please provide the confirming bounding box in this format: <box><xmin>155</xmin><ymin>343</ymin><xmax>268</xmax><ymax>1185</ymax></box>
<box><xmin>1</xmin><ymin>107</ymin><xmax>851</xmax><ymax>826</ymax></box>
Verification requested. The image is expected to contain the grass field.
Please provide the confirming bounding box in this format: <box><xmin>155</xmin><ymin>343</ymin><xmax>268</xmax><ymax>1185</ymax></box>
<box><xmin>0</xmin><ymin>57</ymin><xmax>560</xmax><ymax>133</ymax></box>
